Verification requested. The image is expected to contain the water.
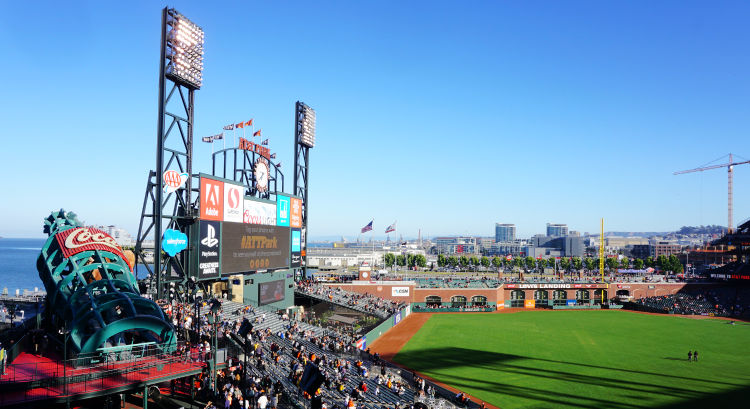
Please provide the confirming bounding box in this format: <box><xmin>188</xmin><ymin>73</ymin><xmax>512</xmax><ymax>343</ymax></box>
<box><xmin>0</xmin><ymin>238</ymin><xmax>150</xmax><ymax>294</ymax></box>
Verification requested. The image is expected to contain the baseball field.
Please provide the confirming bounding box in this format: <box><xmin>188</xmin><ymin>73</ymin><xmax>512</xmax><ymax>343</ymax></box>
<box><xmin>391</xmin><ymin>310</ymin><xmax>750</xmax><ymax>409</ymax></box>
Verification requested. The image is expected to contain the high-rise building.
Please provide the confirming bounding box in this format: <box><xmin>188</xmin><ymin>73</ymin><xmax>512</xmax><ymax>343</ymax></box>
<box><xmin>495</xmin><ymin>223</ymin><xmax>516</xmax><ymax>242</ymax></box>
<box><xmin>546</xmin><ymin>223</ymin><xmax>568</xmax><ymax>237</ymax></box>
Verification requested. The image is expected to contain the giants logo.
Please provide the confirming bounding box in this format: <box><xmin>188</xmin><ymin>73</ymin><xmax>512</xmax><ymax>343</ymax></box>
<box><xmin>200</xmin><ymin>177</ymin><xmax>223</xmax><ymax>221</ymax></box>
<box><xmin>223</xmin><ymin>183</ymin><xmax>244</xmax><ymax>223</ymax></box>
<box><xmin>55</xmin><ymin>227</ymin><xmax>129</xmax><ymax>268</ymax></box>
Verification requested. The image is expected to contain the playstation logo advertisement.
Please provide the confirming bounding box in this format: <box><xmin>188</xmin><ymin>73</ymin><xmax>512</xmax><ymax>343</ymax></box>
<box><xmin>199</xmin><ymin>220</ymin><xmax>221</xmax><ymax>279</ymax></box>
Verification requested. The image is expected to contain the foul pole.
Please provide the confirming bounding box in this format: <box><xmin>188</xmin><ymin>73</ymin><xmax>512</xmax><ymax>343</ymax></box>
<box><xmin>600</xmin><ymin>218</ymin><xmax>605</xmax><ymax>303</ymax></box>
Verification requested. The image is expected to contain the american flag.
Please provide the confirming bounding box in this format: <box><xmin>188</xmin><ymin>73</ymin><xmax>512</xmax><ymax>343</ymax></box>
<box><xmin>361</xmin><ymin>220</ymin><xmax>373</xmax><ymax>233</ymax></box>
<box><xmin>223</xmin><ymin>124</ymin><xmax>234</xmax><ymax>130</ymax></box>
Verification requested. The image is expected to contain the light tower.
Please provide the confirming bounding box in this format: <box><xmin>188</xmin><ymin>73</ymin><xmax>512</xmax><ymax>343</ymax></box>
<box><xmin>294</xmin><ymin>101</ymin><xmax>316</xmax><ymax>279</ymax></box>
<box><xmin>135</xmin><ymin>8</ymin><xmax>204</xmax><ymax>300</ymax></box>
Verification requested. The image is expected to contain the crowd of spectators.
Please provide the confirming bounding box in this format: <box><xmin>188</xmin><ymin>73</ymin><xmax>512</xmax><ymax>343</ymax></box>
<box><xmin>296</xmin><ymin>281</ymin><xmax>405</xmax><ymax>319</ymax></box>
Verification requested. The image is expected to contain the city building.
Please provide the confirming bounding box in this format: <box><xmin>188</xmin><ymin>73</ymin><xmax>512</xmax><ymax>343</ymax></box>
<box><xmin>528</xmin><ymin>235</ymin><xmax>584</xmax><ymax>257</ymax></box>
<box><xmin>435</xmin><ymin>237</ymin><xmax>477</xmax><ymax>255</ymax></box>
<box><xmin>94</xmin><ymin>225</ymin><xmax>134</xmax><ymax>246</ymax></box>
<box><xmin>630</xmin><ymin>241</ymin><xmax>683</xmax><ymax>259</ymax></box>
<box><xmin>546</xmin><ymin>223</ymin><xmax>569</xmax><ymax>237</ymax></box>
<box><xmin>495</xmin><ymin>223</ymin><xmax>516</xmax><ymax>242</ymax></box>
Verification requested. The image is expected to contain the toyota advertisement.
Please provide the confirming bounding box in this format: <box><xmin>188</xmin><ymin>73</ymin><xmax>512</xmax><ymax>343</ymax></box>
<box><xmin>198</xmin><ymin>220</ymin><xmax>221</xmax><ymax>279</ymax></box>
<box><xmin>221</xmin><ymin>222</ymin><xmax>290</xmax><ymax>274</ymax></box>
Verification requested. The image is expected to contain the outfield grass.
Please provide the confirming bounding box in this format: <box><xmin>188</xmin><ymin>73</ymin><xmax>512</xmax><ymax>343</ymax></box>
<box><xmin>394</xmin><ymin>311</ymin><xmax>750</xmax><ymax>409</ymax></box>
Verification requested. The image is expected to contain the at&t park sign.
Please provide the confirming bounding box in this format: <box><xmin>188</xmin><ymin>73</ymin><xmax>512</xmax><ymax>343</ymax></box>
<box><xmin>239</xmin><ymin>137</ymin><xmax>270</xmax><ymax>159</ymax></box>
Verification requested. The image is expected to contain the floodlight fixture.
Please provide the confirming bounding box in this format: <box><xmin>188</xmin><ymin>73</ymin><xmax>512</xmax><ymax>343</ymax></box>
<box><xmin>298</xmin><ymin>102</ymin><xmax>316</xmax><ymax>148</ymax></box>
<box><xmin>165</xmin><ymin>9</ymin><xmax>204</xmax><ymax>89</ymax></box>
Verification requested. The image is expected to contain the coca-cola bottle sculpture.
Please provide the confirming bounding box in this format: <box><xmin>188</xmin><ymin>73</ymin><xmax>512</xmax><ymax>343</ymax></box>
<box><xmin>38</xmin><ymin>209</ymin><xmax>175</xmax><ymax>355</ymax></box>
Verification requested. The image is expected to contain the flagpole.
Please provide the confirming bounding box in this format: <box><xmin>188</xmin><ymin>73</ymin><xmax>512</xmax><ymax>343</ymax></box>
<box><xmin>222</xmin><ymin>132</ymin><xmax>225</xmax><ymax>151</ymax></box>
<box><xmin>233</xmin><ymin>127</ymin><xmax>236</xmax><ymax>147</ymax></box>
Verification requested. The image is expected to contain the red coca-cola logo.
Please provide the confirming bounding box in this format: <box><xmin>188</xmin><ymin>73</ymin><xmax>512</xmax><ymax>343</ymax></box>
<box><xmin>56</xmin><ymin>227</ymin><xmax>128</xmax><ymax>267</ymax></box>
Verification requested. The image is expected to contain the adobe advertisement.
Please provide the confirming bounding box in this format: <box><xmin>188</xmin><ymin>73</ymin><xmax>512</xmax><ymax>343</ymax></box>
<box><xmin>243</xmin><ymin>198</ymin><xmax>276</xmax><ymax>225</ymax></box>
<box><xmin>198</xmin><ymin>220</ymin><xmax>221</xmax><ymax>279</ymax></box>
<box><xmin>290</xmin><ymin>197</ymin><xmax>302</xmax><ymax>228</ymax></box>
<box><xmin>221</xmin><ymin>222</ymin><xmax>290</xmax><ymax>273</ymax></box>
<box><xmin>223</xmin><ymin>182</ymin><xmax>244</xmax><ymax>223</ymax></box>
<box><xmin>200</xmin><ymin>177</ymin><xmax>224</xmax><ymax>221</ymax></box>
<box><xmin>258</xmin><ymin>279</ymin><xmax>286</xmax><ymax>306</ymax></box>
<box><xmin>276</xmin><ymin>194</ymin><xmax>290</xmax><ymax>226</ymax></box>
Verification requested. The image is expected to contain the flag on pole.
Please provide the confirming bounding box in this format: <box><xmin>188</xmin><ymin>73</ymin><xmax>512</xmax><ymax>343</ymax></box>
<box><xmin>202</xmin><ymin>136</ymin><xmax>213</xmax><ymax>143</ymax></box>
<box><xmin>270</xmin><ymin>153</ymin><xmax>276</xmax><ymax>159</ymax></box>
<box><xmin>213</xmin><ymin>133</ymin><xmax>224</xmax><ymax>140</ymax></box>
<box><xmin>223</xmin><ymin>124</ymin><xmax>234</xmax><ymax>131</ymax></box>
<box><xmin>361</xmin><ymin>220</ymin><xmax>373</xmax><ymax>233</ymax></box>
<box><xmin>261</xmin><ymin>139</ymin><xmax>269</xmax><ymax>145</ymax></box>
<box><xmin>253</xmin><ymin>129</ymin><xmax>262</xmax><ymax>137</ymax></box>
<box><xmin>276</xmin><ymin>161</ymin><xmax>282</xmax><ymax>168</ymax></box>
<box><xmin>385</xmin><ymin>221</ymin><xmax>396</xmax><ymax>233</ymax></box>
<box><xmin>236</xmin><ymin>122</ymin><xmax>245</xmax><ymax>129</ymax></box>
<box><xmin>245</xmin><ymin>119</ymin><xmax>253</xmax><ymax>127</ymax></box>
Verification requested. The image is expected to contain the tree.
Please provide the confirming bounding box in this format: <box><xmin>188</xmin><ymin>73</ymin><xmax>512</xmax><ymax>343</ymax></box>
<box><xmin>633</xmin><ymin>258</ymin><xmax>644</xmax><ymax>270</ymax></box>
<box><xmin>447</xmin><ymin>256</ymin><xmax>458</xmax><ymax>267</ymax></box>
<box><xmin>470</xmin><ymin>256</ymin><xmax>480</xmax><ymax>270</ymax></box>
<box><xmin>645</xmin><ymin>256</ymin><xmax>655</xmax><ymax>268</ymax></box>
<box><xmin>619</xmin><ymin>257</ymin><xmax>629</xmax><ymax>269</ymax></box>
<box><xmin>481</xmin><ymin>256</ymin><xmax>490</xmax><ymax>268</ymax></box>
<box><xmin>667</xmin><ymin>255</ymin><xmax>682</xmax><ymax>274</ymax></box>
<box><xmin>396</xmin><ymin>254</ymin><xmax>406</xmax><ymax>267</ymax></box>
<box><xmin>560</xmin><ymin>257</ymin><xmax>571</xmax><ymax>272</ymax></box>
<box><xmin>492</xmin><ymin>257</ymin><xmax>502</xmax><ymax>269</ymax></box>
<box><xmin>572</xmin><ymin>257</ymin><xmax>582</xmax><ymax>271</ymax></box>
<box><xmin>584</xmin><ymin>257</ymin><xmax>596</xmax><ymax>273</ymax></box>
<box><xmin>414</xmin><ymin>254</ymin><xmax>427</xmax><ymax>268</ymax></box>
<box><xmin>656</xmin><ymin>255</ymin><xmax>668</xmax><ymax>271</ymax></box>
<box><xmin>524</xmin><ymin>256</ymin><xmax>535</xmax><ymax>272</ymax></box>
<box><xmin>460</xmin><ymin>255</ymin><xmax>469</xmax><ymax>269</ymax></box>
<box><xmin>606</xmin><ymin>257</ymin><xmax>619</xmax><ymax>271</ymax></box>
<box><xmin>437</xmin><ymin>254</ymin><xmax>446</xmax><ymax>267</ymax></box>
<box><xmin>384</xmin><ymin>253</ymin><xmax>396</xmax><ymax>267</ymax></box>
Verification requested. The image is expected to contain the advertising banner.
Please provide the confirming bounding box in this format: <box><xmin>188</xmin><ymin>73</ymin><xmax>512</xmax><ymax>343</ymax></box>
<box><xmin>391</xmin><ymin>287</ymin><xmax>410</xmax><ymax>297</ymax></box>
<box><xmin>277</xmin><ymin>195</ymin><xmax>290</xmax><ymax>227</ymax></box>
<box><xmin>198</xmin><ymin>221</ymin><xmax>221</xmax><ymax>279</ymax></box>
<box><xmin>221</xmin><ymin>222</ymin><xmax>290</xmax><ymax>273</ymax></box>
<box><xmin>566</xmin><ymin>299</ymin><xmax>576</xmax><ymax>306</ymax></box>
<box><xmin>291</xmin><ymin>228</ymin><xmax>301</xmax><ymax>268</ymax></box>
<box><xmin>223</xmin><ymin>182</ymin><xmax>244</xmax><ymax>223</ymax></box>
<box><xmin>243</xmin><ymin>198</ymin><xmax>276</xmax><ymax>225</ymax></box>
<box><xmin>524</xmin><ymin>299</ymin><xmax>535</xmax><ymax>308</ymax></box>
<box><xmin>258</xmin><ymin>279</ymin><xmax>286</xmax><ymax>305</ymax></box>
<box><xmin>200</xmin><ymin>177</ymin><xmax>224</xmax><ymax>221</ymax></box>
<box><xmin>290</xmin><ymin>197</ymin><xmax>303</xmax><ymax>228</ymax></box>
<box><xmin>394</xmin><ymin>311</ymin><xmax>402</xmax><ymax>325</ymax></box>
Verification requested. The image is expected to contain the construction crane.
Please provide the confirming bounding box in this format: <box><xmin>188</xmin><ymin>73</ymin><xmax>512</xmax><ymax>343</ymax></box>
<box><xmin>674</xmin><ymin>153</ymin><xmax>750</xmax><ymax>233</ymax></box>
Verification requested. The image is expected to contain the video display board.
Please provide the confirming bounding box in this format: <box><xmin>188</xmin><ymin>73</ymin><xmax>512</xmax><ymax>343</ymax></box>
<box><xmin>221</xmin><ymin>222</ymin><xmax>290</xmax><ymax>274</ymax></box>
<box><xmin>258</xmin><ymin>279</ymin><xmax>285</xmax><ymax>306</ymax></box>
<box><xmin>198</xmin><ymin>220</ymin><xmax>221</xmax><ymax>279</ymax></box>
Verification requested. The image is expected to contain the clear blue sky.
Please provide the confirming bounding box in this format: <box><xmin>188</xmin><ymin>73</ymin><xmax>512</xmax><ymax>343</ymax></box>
<box><xmin>1</xmin><ymin>0</ymin><xmax>749</xmax><ymax>240</ymax></box>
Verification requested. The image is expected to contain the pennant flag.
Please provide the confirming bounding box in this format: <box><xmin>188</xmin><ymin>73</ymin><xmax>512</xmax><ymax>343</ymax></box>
<box><xmin>261</xmin><ymin>139</ymin><xmax>269</xmax><ymax>145</ymax></box>
<box><xmin>253</xmin><ymin>129</ymin><xmax>262</xmax><ymax>137</ymax></box>
<box><xmin>385</xmin><ymin>221</ymin><xmax>396</xmax><ymax>233</ymax></box>
<box><xmin>202</xmin><ymin>136</ymin><xmax>213</xmax><ymax>143</ymax></box>
<box><xmin>223</xmin><ymin>124</ymin><xmax>234</xmax><ymax>131</ymax></box>
<box><xmin>270</xmin><ymin>153</ymin><xmax>276</xmax><ymax>159</ymax></box>
<box><xmin>361</xmin><ymin>220</ymin><xmax>373</xmax><ymax>233</ymax></box>
<box><xmin>236</xmin><ymin>122</ymin><xmax>245</xmax><ymax>129</ymax></box>
<box><xmin>276</xmin><ymin>161</ymin><xmax>282</xmax><ymax>168</ymax></box>
<box><xmin>245</xmin><ymin>119</ymin><xmax>253</xmax><ymax>127</ymax></box>
<box><xmin>213</xmin><ymin>133</ymin><xmax>224</xmax><ymax>140</ymax></box>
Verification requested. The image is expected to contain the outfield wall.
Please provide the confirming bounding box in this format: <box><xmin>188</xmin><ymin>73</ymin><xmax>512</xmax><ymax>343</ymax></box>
<box><xmin>357</xmin><ymin>304</ymin><xmax>411</xmax><ymax>350</ymax></box>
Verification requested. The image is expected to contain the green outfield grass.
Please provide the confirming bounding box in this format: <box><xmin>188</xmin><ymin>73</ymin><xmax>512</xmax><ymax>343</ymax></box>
<box><xmin>393</xmin><ymin>311</ymin><xmax>750</xmax><ymax>409</ymax></box>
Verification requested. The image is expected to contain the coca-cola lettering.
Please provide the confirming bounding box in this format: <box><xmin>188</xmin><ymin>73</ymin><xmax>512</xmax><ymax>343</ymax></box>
<box><xmin>55</xmin><ymin>227</ymin><xmax>128</xmax><ymax>267</ymax></box>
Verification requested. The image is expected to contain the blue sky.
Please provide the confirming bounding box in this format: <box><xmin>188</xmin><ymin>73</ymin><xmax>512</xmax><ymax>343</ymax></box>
<box><xmin>1</xmin><ymin>1</ymin><xmax>749</xmax><ymax>240</ymax></box>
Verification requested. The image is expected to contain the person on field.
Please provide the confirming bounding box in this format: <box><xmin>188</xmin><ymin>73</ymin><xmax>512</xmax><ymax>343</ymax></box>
<box><xmin>693</xmin><ymin>350</ymin><xmax>698</xmax><ymax>362</ymax></box>
<box><xmin>688</xmin><ymin>351</ymin><xmax>692</xmax><ymax>361</ymax></box>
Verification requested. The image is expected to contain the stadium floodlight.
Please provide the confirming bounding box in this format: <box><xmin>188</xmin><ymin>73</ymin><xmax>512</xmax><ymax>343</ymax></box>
<box><xmin>165</xmin><ymin>9</ymin><xmax>204</xmax><ymax>89</ymax></box>
<box><xmin>298</xmin><ymin>103</ymin><xmax>316</xmax><ymax>148</ymax></box>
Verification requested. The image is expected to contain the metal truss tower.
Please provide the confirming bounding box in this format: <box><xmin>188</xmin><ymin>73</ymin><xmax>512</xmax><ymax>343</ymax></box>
<box><xmin>293</xmin><ymin>101</ymin><xmax>315</xmax><ymax>279</ymax></box>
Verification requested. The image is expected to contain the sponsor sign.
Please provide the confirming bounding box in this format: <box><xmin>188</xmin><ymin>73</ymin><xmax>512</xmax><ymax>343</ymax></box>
<box><xmin>290</xmin><ymin>197</ymin><xmax>303</xmax><ymax>228</ymax></box>
<box><xmin>394</xmin><ymin>311</ymin><xmax>402</xmax><ymax>325</ymax></box>
<box><xmin>391</xmin><ymin>287</ymin><xmax>410</xmax><ymax>297</ymax></box>
<box><xmin>198</xmin><ymin>221</ymin><xmax>221</xmax><ymax>279</ymax></box>
<box><xmin>291</xmin><ymin>228</ymin><xmax>302</xmax><ymax>268</ymax></box>
<box><xmin>617</xmin><ymin>285</ymin><xmax>631</xmax><ymax>289</ymax></box>
<box><xmin>356</xmin><ymin>337</ymin><xmax>367</xmax><ymax>350</ymax></box>
<box><xmin>223</xmin><ymin>182</ymin><xmax>244</xmax><ymax>223</ymax></box>
<box><xmin>162</xmin><ymin>229</ymin><xmax>188</xmax><ymax>257</ymax></box>
<box><xmin>566</xmin><ymin>299</ymin><xmax>576</xmax><ymax>306</ymax></box>
<box><xmin>163</xmin><ymin>170</ymin><xmax>189</xmax><ymax>194</ymax></box>
<box><xmin>200</xmin><ymin>177</ymin><xmax>223</xmax><ymax>221</ymax></box>
<box><xmin>55</xmin><ymin>227</ymin><xmax>129</xmax><ymax>267</ymax></box>
<box><xmin>506</xmin><ymin>283</ymin><xmax>606</xmax><ymax>289</ymax></box>
<box><xmin>243</xmin><ymin>198</ymin><xmax>276</xmax><ymax>225</ymax></box>
<box><xmin>524</xmin><ymin>299</ymin><xmax>535</xmax><ymax>308</ymax></box>
<box><xmin>221</xmin><ymin>222</ymin><xmax>290</xmax><ymax>273</ymax></box>
<box><xmin>276</xmin><ymin>195</ymin><xmax>290</xmax><ymax>227</ymax></box>
<box><xmin>258</xmin><ymin>279</ymin><xmax>285</xmax><ymax>305</ymax></box>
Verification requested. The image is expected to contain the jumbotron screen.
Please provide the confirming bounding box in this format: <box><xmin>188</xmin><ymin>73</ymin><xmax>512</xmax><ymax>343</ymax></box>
<box><xmin>221</xmin><ymin>222</ymin><xmax>290</xmax><ymax>274</ymax></box>
<box><xmin>258</xmin><ymin>279</ymin><xmax>285</xmax><ymax>305</ymax></box>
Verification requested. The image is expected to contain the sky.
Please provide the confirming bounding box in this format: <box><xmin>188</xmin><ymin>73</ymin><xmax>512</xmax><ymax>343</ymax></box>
<box><xmin>1</xmin><ymin>0</ymin><xmax>749</xmax><ymax>240</ymax></box>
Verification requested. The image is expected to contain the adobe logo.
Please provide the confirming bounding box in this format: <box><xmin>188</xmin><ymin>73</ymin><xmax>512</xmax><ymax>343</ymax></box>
<box><xmin>200</xmin><ymin>177</ymin><xmax>224</xmax><ymax>221</ymax></box>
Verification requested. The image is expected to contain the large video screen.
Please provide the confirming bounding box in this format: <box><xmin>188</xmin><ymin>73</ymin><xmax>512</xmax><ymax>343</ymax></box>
<box><xmin>258</xmin><ymin>279</ymin><xmax>286</xmax><ymax>306</ymax></box>
<box><xmin>221</xmin><ymin>222</ymin><xmax>290</xmax><ymax>274</ymax></box>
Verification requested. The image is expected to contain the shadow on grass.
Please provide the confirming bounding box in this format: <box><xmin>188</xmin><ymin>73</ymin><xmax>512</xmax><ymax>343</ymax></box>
<box><xmin>394</xmin><ymin>346</ymin><xmax>750</xmax><ymax>409</ymax></box>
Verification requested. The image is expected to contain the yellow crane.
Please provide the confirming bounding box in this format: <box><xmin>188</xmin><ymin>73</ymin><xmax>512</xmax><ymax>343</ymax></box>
<box><xmin>674</xmin><ymin>153</ymin><xmax>750</xmax><ymax>233</ymax></box>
